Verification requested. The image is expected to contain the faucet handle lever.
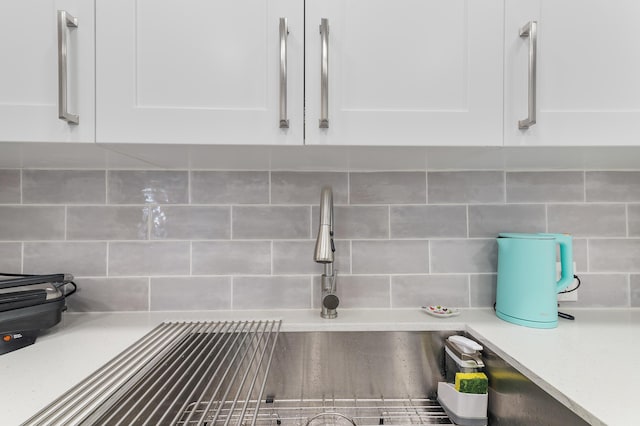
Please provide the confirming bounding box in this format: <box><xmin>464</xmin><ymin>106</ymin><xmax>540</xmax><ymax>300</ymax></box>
<box><xmin>323</xmin><ymin>293</ymin><xmax>339</xmax><ymax>310</ymax></box>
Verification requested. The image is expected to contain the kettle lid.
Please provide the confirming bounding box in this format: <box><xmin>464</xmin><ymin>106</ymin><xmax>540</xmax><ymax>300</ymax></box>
<box><xmin>498</xmin><ymin>232</ymin><xmax>555</xmax><ymax>240</ymax></box>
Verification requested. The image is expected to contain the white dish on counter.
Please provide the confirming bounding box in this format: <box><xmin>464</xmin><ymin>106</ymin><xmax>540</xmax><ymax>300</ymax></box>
<box><xmin>421</xmin><ymin>305</ymin><xmax>461</xmax><ymax>318</ymax></box>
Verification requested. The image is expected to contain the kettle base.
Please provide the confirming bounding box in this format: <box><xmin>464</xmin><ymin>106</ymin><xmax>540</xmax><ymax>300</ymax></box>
<box><xmin>496</xmin><ymin>310</ymin><xmax>558</xmax><ymax>329</ymax></box>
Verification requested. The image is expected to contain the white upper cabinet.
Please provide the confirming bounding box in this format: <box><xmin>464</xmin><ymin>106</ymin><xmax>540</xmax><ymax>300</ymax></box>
<box><xmin>96</xmin><ymin>0</ymin><xmax>303</xmax><ymax>145</ymax></box>
<box><xmin>305</xmin><ymin>0</ymin><xmax>504</xmax><ymax>146</ymax></box>
<box><xmin>506</xmin><ymin>0</ymin><xmax>640</xmax><ymax>146</ymax></box>
<box><xmin>0</xmin><ymin>0</ymin><xmax>95</xmax><ymax>142</ymax></box>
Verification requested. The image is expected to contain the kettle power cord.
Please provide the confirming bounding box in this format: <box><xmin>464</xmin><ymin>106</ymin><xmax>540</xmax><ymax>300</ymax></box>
<box><xmin>557</xmin><ymin>274</ymin><xmax>581</xmax><ymax>321</ymax></box>
<box><xmin>559</xmin><ymin>274</ymin><xmax>581</xmax><ymax>294</ymax></box>
<box><xmin>493</xmin><ymin>274</ymin><xmax>581</xmax><ymax>321</ymax></box>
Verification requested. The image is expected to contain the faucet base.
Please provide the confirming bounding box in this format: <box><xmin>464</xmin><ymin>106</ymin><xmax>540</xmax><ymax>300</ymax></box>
<box><xmin>321</xmin><ymin>310</ymin><xmax>338</xmax><ymax>319</ymax></box>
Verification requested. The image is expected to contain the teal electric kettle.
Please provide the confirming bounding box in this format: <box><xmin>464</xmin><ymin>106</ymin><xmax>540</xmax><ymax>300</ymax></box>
<box><xmin>496</xmin><ymin>233</ymin><xmax>573</xmax><ymax>329</ymax></box>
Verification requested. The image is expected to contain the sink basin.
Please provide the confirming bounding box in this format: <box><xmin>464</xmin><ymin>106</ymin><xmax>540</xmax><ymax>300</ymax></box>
<box><xmin>261</xmin><ymin>330</ymin><xmax>455</xmax><ymax>425</ymax></box>
<box><xmin>24</xmin><ymin>322</ymin><xmax>591</xmax><ymax>425</ymax></box>
<box><xmin>263</xmin><ymin>331</ymin><xmax>590</xmax><ymax>426</ymax></box>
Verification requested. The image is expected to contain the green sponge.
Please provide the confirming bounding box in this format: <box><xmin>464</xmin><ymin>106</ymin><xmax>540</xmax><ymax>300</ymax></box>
<box><xmin>455</xmin><ymin>372</ymin><xmax>488</xmax><ymax>394</ymax></box>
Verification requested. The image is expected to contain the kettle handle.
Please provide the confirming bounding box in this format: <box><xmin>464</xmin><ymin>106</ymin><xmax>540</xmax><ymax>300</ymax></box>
<box><xmin>556</xmin><ymin>234</ymin><xmax>574</xmax><ymax>293</ymax></box>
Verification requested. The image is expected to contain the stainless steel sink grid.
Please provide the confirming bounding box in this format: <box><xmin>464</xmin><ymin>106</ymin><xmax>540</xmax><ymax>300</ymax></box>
<box><xmin>178</xmin><ymin>397</ymin><xmax>452</xmax><ymax>425</ymax></box>
<box><xmin>24</xmin><ymin>320</ymin><xmax>282</xmax><ymax>425</ymax></box>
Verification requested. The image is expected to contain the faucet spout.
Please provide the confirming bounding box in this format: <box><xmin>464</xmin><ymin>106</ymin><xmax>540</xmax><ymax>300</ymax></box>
<box><xmin>314</xmin><ymin>187</ymin><xmax>334</xmax><ymax>263</ymax></box>
<box><xmin>314</xmin><ymin>186</ymin><xmax>338</xmax><ymax>319</ymax></box>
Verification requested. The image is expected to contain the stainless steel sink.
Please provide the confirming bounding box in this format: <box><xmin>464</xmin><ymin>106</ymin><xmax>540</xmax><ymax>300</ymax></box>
<box><xmin>260</xmin><ymin>330</ymin><xmax>455</xmax><ymax>425</ymax></box>
<box><xmin>23</xmin><ymin>321</ymin><xmax>591</xmax><ymax>426</ymax></box>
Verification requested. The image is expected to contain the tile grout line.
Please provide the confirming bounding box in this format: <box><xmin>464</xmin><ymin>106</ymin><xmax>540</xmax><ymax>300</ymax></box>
<box><xmin>465</xmin><ymin>205</ymin><xmax>469</xmax><ymax>238</ymax></box>
<box><xmin>106</xmin><ymin>242</ymin><xmax>110</xmax><ymax>277</ymax></box>
<box><xmin>425</xmin><ymin>171</ymin><xmax>429</xmax><ymax>204</ymax></box>
<box><xmin>187</xmin><ymin>170</ymin><xmax>192</xmax><ymax>204</ymax></box>
<box><xmin>19</xmin><ymin>169</ymin><xmax>23</xmax><ymax>204</ymax></box>
<box><xmin>387</xmin><ymin>205</ymin><xmax>391</xmax><ymax>239</ymax></box>
<box><xmin>105</xmin><ymin>170</ymin><xmax>109</xmax><ymax>204</ymax></box>
<box><xmin>268</xmin><ymin>171</ymin><xmax>272</xmax><ymax>204</ymax></box>
<box><xmin>349</xmin><ymin>240</ymin><xmax>353</xmax><ymax>275</ymax></box>
<box><xmin>544</xmin><ymin>204</ymin><xmax>548</xmax><ymax>233</ymax></box>
<box><xmin>586</xmin><ymin>239</ymin><xmax>590</xmax><ymax>273</ymax></box>
<box><xmin>626</xmin><ymin>204</ymin><xmax>629</xmax><ymax>237</ymax></box>
<box><xmin>503</xmin><ymin>170</ymin><xmax>507</xmax><ymax>203</ymax></box>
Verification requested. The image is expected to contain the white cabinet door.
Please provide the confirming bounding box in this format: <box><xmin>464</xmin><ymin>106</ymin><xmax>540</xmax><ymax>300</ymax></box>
<box><xmin>305</xmin><ymin>0</ymin><xmax>504</xmax><ymax>146</ymax></box>
<box><xmin>506</xmin><ymin>0</ymin><xmax>640</xmax><ymax>146</ymax></box>
<box><xmin>96</xmin><ymin>0</ymin><xmax>303</xmax><ymax>145</ymax></box>
<box><xmin>0</xmin><ymin>0</ymin><xmax>94</xmax><ymax>142</ymax></box>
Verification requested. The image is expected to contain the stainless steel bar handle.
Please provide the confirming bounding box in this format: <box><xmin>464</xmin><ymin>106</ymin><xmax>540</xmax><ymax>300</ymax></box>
<box><xmin>518</xmin><ymin>21</ymin><xmax>537</xmax><ymax>129</ymax></box>
<box><xmin>57</xmin><ymin>10</ymin><xmax>79</xmax><ymax>124</ymax></box>
<box><xmin>279</xmin><ymin>18</ymin><xmax>289</xmax><ymax>129</ymax></box>
<box><xmin>319</xmin><ymin>18</ymin><xmax>329</xmax><ymax>129</ymax></box>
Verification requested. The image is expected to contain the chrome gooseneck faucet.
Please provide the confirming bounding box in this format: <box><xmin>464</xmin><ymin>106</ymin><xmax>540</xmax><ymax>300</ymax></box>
<box><xmin>314</xmin><ymin>186</ymin><xmax>338</xmax><ymax>319</ymax></box>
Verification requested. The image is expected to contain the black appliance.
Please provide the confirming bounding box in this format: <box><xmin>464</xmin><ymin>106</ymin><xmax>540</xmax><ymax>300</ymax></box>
<box><xmin>0</xmin><ymin>273</ymin><xmax>76</xmax><ymax>355</ymax></box>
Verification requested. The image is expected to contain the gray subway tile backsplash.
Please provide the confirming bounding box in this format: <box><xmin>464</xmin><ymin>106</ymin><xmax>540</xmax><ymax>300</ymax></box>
<box><xmin>573</xmin><ymin>239</ymin><xmax>588</xmax><ymax>273</ymax></box>
<box><xmin>627</xmin><ymin>205</ymin><xmax>640</xmax><ymax>236</ymax></box>
<box><xmin>192</xmin><ymin>241</ymin><xmax>271</xmax><ymax>275</ymax></box>
<box><xmin>428</xmin><ymin>171</ymin><xmax>503</xmax><ymax>204</ymax></box>
<box><xmin>548</xmin><ymin>204</ymin><xmax>626</xmax><ymax>237</ymax></box>
<box><xmin>586</xmin><ymin>171</ymin><xmax>640</xmax><ymax>202</ymax></box>
<box><xmin>468</xmin><ymin>204</ymin><xmax>546</xmax><ymax>237</ymax></box>
<box><xmin>320</xmin><ymin>275</ymin><xmax>390</xmax><ymax>309</ymax></box>
<box><xmin>566</xmin><ymin>274</ymin><xmax>629</xmax><ymax>308</ymax></box>
<box><xmin>24</xmin><ymin>242</ymin><xmax>107</xmax><ymax>276</ymax></box>
<box><xmin>150</xmin><ymin>277</ymin><xmax>231</xmax><ymax>311</ymax></box>
<box><xmin>0</xmin><ymin>206</ymin><xmax>65</xmax><ymax>240</ymax></box>
<box><xmin>631</xmin><ymin>275</ymin><xmax>640</xmax><ymax>307</ymax></box>
<box><xmin>67</xmin><ymin>206</ymin><xmax>149</xmax><ymax>240</ymax></box>
<box><xmin>391</xmin><ymin>275</ymin><xmax>469</xmax><ymax>308</ymax></box>
<box><xmin>232</xmin><ymin>206</ymin><xmax>310</xmax><ymax>239</ymax></box>
<box><xmin>232</xmin><ymin>276</ymin><xmax>311</xmax><ymax>309</ymax></box>
<box><xmin>312</xmin><ymin>205</ymin><xmax>389</xmax><ymax>239</ymax></box>
<box><xmin>108</xmin><ymin>241</ymin><xmax>190</xmax><ymax>276</ymax></box>
<box><xmin>506</xmin><ymin>171</ymin><xmax>584</xmax><ymax>203</ymax></box>
<box><xmin>589</xmin><ymin>239</ymin><xmax>640</xmax><ymax>272</ymax></box>
<box><xmin>350</xmin><ymin>172</ymin><xmax>426</xmax><ymax>204</ymax></box>
<box><xmin>108</xmin><ymin>170</ymin><xmax>188</xmax><ymax>204</ymax></box>
<box><xmin>151</xmin><ymin>206</ymin><xmax>230</xmax><ymax>240</ymax></box>
<box><xmin>1</xmin><ymin>167</ymin><xmax>637</xmax><ymax>311</ymax></box>
<box><xmin>352</xmin><ymin>240</ymin><xmax>429</xmax><ymax>274</ymax></box>
<box><xmin>469</xmin><ymin>274</ymin><xmax>497</xmax><ymax>307</ymax></box>
<box><xmin>272</xmin><ymin>172</ymin><xmax>348</xmax><ymax>204</ymax></box>
<box><xmin>66</xmin><ymin>277</ymin><xmax>149</xmax><ymax>312</ymax></box>
<box><xmin>390</xmin><ymin>205</ymin><xmax>467</xmax><ymax>238</ymax></box>
<box><xmin>23</xmin><ymin>170</ymin><xmax>105</xmax><ymax>204</ymax></box>
<box><xmin>430</xmin><ymin>239</ymin><xmax>497</xmax><ymax>273</ymax></box>
<box><xmin>191</xmin><ymin>171</ymin><xmax>269</xmax><ymax>204</ymax></box>
<box><xmin>0</xmin><ymin>170</ymin><xmax>20</xmax><ymax>203</ymax></box>
<box><xmin>272</xmin><ymin>240</ymin><xmax>350</xmax><ymax>275</ymax></box>
<box><xmin>0</xmin><ymin>242</ymin><xmax>21</xmax><ymax>272</ymax></box>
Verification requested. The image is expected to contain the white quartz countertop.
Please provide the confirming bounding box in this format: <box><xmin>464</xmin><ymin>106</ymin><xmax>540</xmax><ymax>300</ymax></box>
<box><xmin>2</xmin><ymin>308</ymin><xmax>638</xmax><ymax>425</ymax></box>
